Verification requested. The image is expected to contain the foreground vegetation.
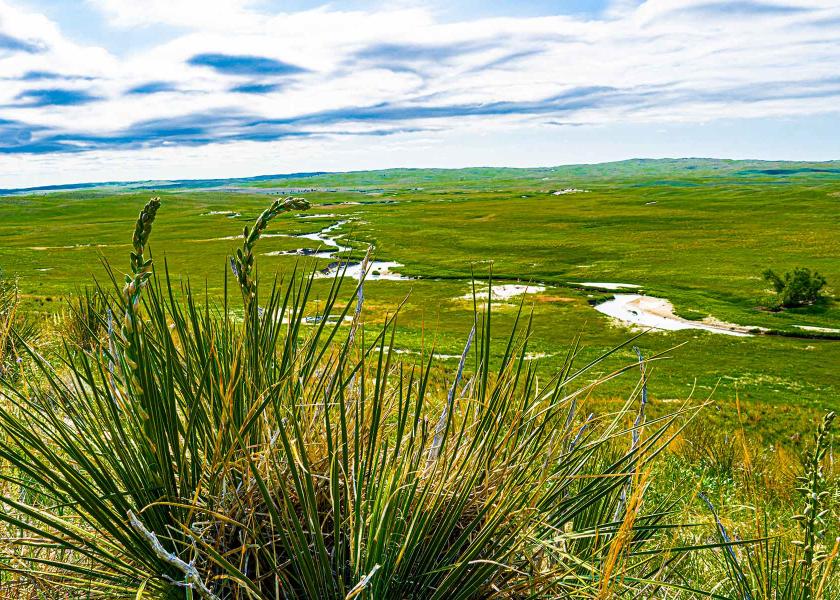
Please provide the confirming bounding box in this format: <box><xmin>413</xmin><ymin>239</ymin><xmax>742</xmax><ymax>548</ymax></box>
<box><xmin>0</xmin><ymin>197</ymin><xmax>836</xmax><ymax>598</ymax></box>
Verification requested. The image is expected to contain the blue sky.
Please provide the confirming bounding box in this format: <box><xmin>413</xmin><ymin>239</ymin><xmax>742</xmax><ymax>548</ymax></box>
<box><xmin>0</xmin><ymin>0</ymin><xmax>838</xmax><ymax>187</ymax></box>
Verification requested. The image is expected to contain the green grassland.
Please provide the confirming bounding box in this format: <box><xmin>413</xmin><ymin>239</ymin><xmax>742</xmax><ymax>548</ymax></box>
<box><xmin>1</xmin><ymin>158</ymin><xmax>838</xmax><ymax>444</ymax></box>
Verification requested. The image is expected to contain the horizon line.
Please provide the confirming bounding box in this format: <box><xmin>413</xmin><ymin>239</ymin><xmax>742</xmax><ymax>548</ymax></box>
<box><xmin>3</xmin><ymin>156</ymin><xmax>840</xmax><ymax>196</ymax></box>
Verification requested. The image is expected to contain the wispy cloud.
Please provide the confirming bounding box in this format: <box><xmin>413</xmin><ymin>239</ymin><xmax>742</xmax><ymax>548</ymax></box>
<box><xmin>187</xmin><ymin>53</ymin><xmax>307</xmax><ymax>76</ymax></box>
<box><xmin>470</xmin><ymin>49</ymin><xmax>546</xmax><ymax>72</ymax></box>
<box><xmin>126</xmin><ymin>81</ymin><xmax>177</xmax><ymax>95</ymax></box>
<box><xmin>667</xmin><ymin>1</ymin><xmax>812</xmax><ymax>17</ymax></box>
<box><xmin>353</xmin><ymin>41</ymin><xmax>492</xmax><ymax>65</ymax></box>
<box><xmin>20</xmin><ymin>70</ymin><xmax>64</xmax><ymax>80</ymax></box>
<box><xmin>0</xmin><ymin>0</ymin><xmax>838</xmax><ymax>185</ymax></box>
<box><xmin>0</xmin><ymin>117</ymin><xmax>42</xmax><ymax>147</ymax></box>
<box><xmin>280</xmin><ymin>86</ymin><xmax>625</xmax><ymax>126</ymax></box>
<box><xmin>14</xmin><ymin>88</ymin><xmax>100</xmax><ymax>107</ymax></box>
<box><xmin>230</xmin><ymin>82</ymin><xmax>281</xmax><ymax>94</ymax></box>
<box><xmin>0</xmin><ymin>31</ymin><xmax>44</xmax><ymax>53</ymax></box>
<box><xmin>19</xmin><ymin>70</ymin><xmax>96</xmax><ymax>81</ymax></box>
<box><xmin>0</xmin><ymin>110</ymin><xmax>336</xmax><ymax>154</ymax></box>
<box><xmin>1</xmin><ymin>85</ymin><xmax>629</xmax><ymax>154</ymax></box>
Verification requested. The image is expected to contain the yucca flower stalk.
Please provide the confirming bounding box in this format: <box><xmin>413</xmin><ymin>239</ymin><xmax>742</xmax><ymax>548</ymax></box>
<box><xmin>120</xmin><ymin>196</ymin><xmax>160</xmax><ymax>388</ymax></box>
<box><xmin>794</xmin><ymin>411</ymin><xmax>835</xmax><ymax>599</ymax></box>
<box><xmin>231</xmin><ymin>196</ymin><xmax>310</xmax><ymax>307</ymax></box>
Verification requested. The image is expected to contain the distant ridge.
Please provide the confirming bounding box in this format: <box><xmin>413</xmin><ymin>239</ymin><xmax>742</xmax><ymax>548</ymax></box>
<box><xmin>3</xmin><ymin>158</ymin><xmax>839</xmax><ymax>195</ymax></box>
<box><xmin>0</xmin><ymin>171</ymin><xmax>328</xmax><ymax>196</ymax></box>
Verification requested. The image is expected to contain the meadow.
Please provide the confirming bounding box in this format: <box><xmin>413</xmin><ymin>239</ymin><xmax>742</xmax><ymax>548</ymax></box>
<box><xmin>0</xmin><ymin>160</ymin><xmax>837</xmax><ymax>598</ymax></box>
<box><xmin>2</xmin><ymin>159</ymin><xmax>838</xmax><ymax>443</ymax></box>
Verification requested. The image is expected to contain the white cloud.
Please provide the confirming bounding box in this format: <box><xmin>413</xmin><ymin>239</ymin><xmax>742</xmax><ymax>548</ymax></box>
<box><xmin>0</xmin><ymin>0</ymin><xmax>838</xmax><ymax>187</ymax></box>
<box><xmin>84</xmin><ymin>0</ymin><xmax>261</xmax><ymax>29</ymax></box>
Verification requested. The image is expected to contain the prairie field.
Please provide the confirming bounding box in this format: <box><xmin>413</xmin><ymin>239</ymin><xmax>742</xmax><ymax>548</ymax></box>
<box><xmin>3</xmin><ymin>159</ymin><xmax>838</xmax><ymax>441</ymax></box>
<box><xmin>0</xmin><ymin>159</ymin><xmax>837</xmax><ymax>598</ymax></box>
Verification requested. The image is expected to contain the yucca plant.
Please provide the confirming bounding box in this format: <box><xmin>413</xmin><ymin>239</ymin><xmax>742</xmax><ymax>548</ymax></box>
<box><xmin>0</xmin><ymin>197</ymin><xmax>703</xmax><ymax>598</ymax></box>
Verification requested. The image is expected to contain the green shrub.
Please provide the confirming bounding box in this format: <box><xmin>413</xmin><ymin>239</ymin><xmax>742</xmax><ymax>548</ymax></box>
<box><xmin>763</xmin><ymin>268</ymin><xmax>827</xmax><ymax>308</ymax></box>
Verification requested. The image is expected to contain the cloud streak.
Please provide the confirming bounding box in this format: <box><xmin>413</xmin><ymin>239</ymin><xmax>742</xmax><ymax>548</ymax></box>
<box><xmin>229</xmin><ymin>82</ymin><xmax>282</xmax><ymax>94</ymax></box>
<box><xmin>0</xmin><ymin>31</ymin><xmax>44</xmax><ymax>53</ymax></box>
<box><xmin>667</xmin><ymin>1</ymin><xmax>812</xmax><ymax>17</ymax></box>
<box><xmin>353</xmin><ymin>41</ymin><xmax>493</xmax><ymax>65</ymax></box>
<box><xmin>187</xmin><ymin>53</ymin><xmax>307</xmax><ymax>76</ymax></box>
<box><xmin>126</xmin><ymin>81</ymin><xmax>177</xmax><ymax>95</ymax></box>
<box><xmin>14</xmin><ymin>88</ymin><xmax>101</xmax><ymax>107</ymax></box>
<box><xmin>0</xmin><ymin>107</ymin><xmax>430</xmax><ymax>154</ymax></box>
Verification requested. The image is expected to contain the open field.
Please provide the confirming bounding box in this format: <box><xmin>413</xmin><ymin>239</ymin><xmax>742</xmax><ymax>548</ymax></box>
<box><xmin>1</xmin><ymin>160</ymin><xmax>838</xmax><ymax>598</ymax></box>
<box><xmin>2</xmin><ymin>159</ymin><xmax>838</xmax><ymax>444</ymax></box>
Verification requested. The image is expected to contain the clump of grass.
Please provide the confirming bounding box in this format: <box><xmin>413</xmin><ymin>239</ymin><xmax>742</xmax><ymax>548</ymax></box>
<box><xmin>62</xmin><ymin>285</ymin><xmax>110</xmax><ymax>352</ymax></box>
<box><xmin>698</xmin><ymin>411</ymin><xmax>837</xmax><ymax>600</ymax></box>
<box><xmin>0</xmin><ymin>270</ymin><xmax>39</xmax><ymax>382</ymax></box>
<box><xmin>0</xmin><ymin>197</ymin><xmax>716</xmax><ymax>598</ymax></box>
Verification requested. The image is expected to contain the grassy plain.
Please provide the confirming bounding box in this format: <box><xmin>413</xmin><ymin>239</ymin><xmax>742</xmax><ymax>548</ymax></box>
<box><xmin>1</xmin><ymin>159</ymin><xmax>838</xmax><ymax>444</ymax></box>
<box><xmin>0</xmin><ymin>159</ymin><xmax>838</xmax><ymax>597</ymax></box>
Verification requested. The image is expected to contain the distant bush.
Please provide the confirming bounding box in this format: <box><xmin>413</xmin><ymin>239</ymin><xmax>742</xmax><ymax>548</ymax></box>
<box><xmin>763</xmin><ymin>267</ymin><xmax>827</xmax><ymax>308</ymax></box>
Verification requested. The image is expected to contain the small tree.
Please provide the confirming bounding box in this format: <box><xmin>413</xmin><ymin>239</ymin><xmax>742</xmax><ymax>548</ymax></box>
<box><xmin>763</xmin><ymin>267</ymin><xmax>827</xmax><ymax>308</ymax></box>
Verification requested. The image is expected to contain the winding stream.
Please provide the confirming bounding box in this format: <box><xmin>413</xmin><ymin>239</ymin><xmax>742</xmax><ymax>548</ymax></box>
<box><xmin>595</xmin><ymin>294</ymin><xmax>753</xmax><ymax>337</ymax></box>
<box><xmin>265</xmin><ymin>218</ymin><xmax>412</xmax><ymax>281</ymax></box>
<box><xmin>262</xmin><ymin>229</ymin><xmax>829</xmax><ymax>338</ymax></box>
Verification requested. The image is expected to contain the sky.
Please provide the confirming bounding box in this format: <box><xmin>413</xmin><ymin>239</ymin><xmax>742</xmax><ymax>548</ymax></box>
<box><xmin>0</xmin><ymin>0</ymin><xmax>839</xmax><ymax>188</ymax></box>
